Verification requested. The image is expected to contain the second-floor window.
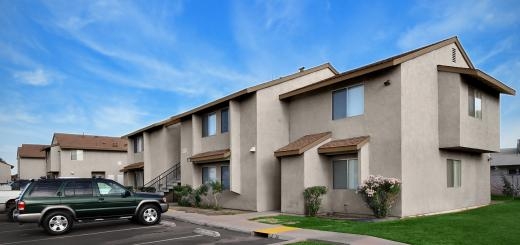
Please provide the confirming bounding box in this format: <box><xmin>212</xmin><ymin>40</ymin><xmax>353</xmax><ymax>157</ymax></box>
<box><xmin>133</xmin><ymin>135</ymin><xmax>144</xmax><ymax>153</ymax></box>
<box><xmin>202</xmin><ymin>112</ymin><xmax>217</xmax><ymax>137</ymax></box>
<box><xmin>71</xmin><ymin>150</ymin><xmax>84</xmax><ymax>161</ymax></box>
<box><xmin>221</xmin><ymin>108</ymin><xmax>229</xmax><ymax>133</ymax></box>
<box><xmin>468</xmin><ymin>86</ymin><xmax>482</xmax><ymax>119</ymax></box>
<box><xmin>332</xmin><ymin>84</ymin><xmax>364</xmax><ymax>120</ymax></box>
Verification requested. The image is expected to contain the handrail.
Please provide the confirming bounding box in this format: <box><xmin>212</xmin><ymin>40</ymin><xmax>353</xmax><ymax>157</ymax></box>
<box><xmin>143</xmin><ymin>162</ymin><xmax>181</xmax><ymax>192</ymax></box>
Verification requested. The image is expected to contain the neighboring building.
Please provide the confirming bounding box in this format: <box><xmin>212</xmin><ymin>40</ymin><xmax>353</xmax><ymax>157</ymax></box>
<box><xmin>0</xmin><ymin>158</ymin><xmax>14</xmax><ymax>184</ymax></box>
<box><xmin>45</xmin><ymin>133</ymin><xmax>128</xmax><ymax>184</ymax></box>
<box><xmin>17</xmin><ymin>144</ymin><xmax>48</xmax><ymax>180</ymax></box>
<box><xmin>124</xmin><ymin>37</ymin><xmax>515</xmax><ymax>217</ymax></box>
<box><xmin>490</xmin><ymin>140</ymin><xmax>520</xmax><ymax>195</ymax></box>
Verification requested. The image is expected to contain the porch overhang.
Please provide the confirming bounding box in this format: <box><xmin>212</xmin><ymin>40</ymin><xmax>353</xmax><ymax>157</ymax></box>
<box><xmin>318</xmin><ymin>136</ymin><xmax>370</xmax><ymax>155</ymax></box>
<box><xmin>274</xmin><ymin>132</ymin><xmax>332</xmax><ymax>158</ymax></box>
<box><xmin>189</xmin><ymin>149</ymin><xmax>231</xmax><ymax>164</ymax></box>
<box><xmin>120</xmin><ymin>162</ymin><xmax>144</xmax><ymax>172</ymax></box>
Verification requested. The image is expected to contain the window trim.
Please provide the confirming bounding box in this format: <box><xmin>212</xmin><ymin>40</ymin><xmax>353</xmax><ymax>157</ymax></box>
<box><xmin>332</xmin><ymin>158</ymin><xmax>359</xmax><ymax>190</ymax></box>
<box><xmin>332</xmin><ymin>83</ymin><xmax>364</xmax><ymax>120</ymax></box>
<box><xmin>468</xmin><ymin>85</ymin><xmax>482</xmax><ymax>119</ymax></box>
<box><xmin>202</xmin><ymin>166</ymin><xmax>217</xmax><ymax>185</ymax></box>
<box><xmin>133</xmin><ymin>135</ymin><xmax>144</xmax><ymax>153</ymax></box>
<box><xmin>71</xmin><ymin>150</ymin><xmax>84</xmax><ymax>161</ymax></box>
<box><xmin>447</xmin><ymin>159</ymin><xmax>462</xmax><ymax>188</ymax></box>
<box><xmin>202</xmin><ymin>112</ymin><xmax>217</xmax><ymax>137</ymax></box>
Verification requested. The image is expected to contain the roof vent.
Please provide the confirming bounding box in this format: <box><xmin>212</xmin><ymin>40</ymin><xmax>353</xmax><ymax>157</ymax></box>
<box><xmin>451</xmin><ymin>48</ymin><xmax>456</xmax><ymax>63</ymax></box>
<box><xmin>299</xmin><ymin>67</ymin><xmax>305</xmax><ymax>72</ymax></box>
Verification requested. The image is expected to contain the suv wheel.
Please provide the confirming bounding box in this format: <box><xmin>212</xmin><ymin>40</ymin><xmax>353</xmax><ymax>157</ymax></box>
<box><xmin>42</xmin><ymin>211</ymin><xmax>73</xmax><ymax>235</ymax></box>
<box><xmin>7</xmin><ymin>205</ymin><xmax>15</xmax><ymax>222</ymax></box>
<box><xmin>138</xmin><ymin>204</ymin><xmax>161</xmax><ymax>225</ymax></box>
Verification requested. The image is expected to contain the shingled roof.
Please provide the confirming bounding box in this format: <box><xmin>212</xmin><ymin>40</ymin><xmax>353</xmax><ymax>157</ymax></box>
<box><xmin>17</xmin><ymin>144</ymin><xmax>48</xmax><ymax>158</ymax></box>
<box><xmin>51</xmin><ymin>133</ymin><xmax>128</xmax><ymax>152</ymax></box>
<box><xmin>189</xmin><ymin>149</ymin><xmax>231</xmax><ymax>163</ymax></box>
<box><xmin>318</xmin><ymin>136</ymin><xmax>370</xmax><ymax>155</ymax></box>
<box><xmin>274</xmin><ymin>132</ymin><xmax>332</xmax><ymax>157</ymax></box>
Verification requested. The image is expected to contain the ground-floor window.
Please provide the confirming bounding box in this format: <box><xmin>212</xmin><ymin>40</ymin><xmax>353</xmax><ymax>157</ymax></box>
<box><xmin>447</xmin><ymin>159</ymin><xmax>461</xmax><ymax>188</ymax></box>
<box><xmin>333</xmin><ymin>159</ymin><xmax>358</xmax><ymax>189</ymax></box>
<box><xmin>202</xmin><ymin>166</ymin><xmax>217</xmax><ymax>184</ymax></box>
<box><xmin>221</xmin><ymin>165</ymin><xmax>230</xmax><ymax>190</ymax></box>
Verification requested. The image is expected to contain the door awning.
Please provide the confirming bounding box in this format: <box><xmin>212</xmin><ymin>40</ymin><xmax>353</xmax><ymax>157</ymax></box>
<box><xmin>274</xmin><ymin>132</ymin><xmax>331</xmax><ymax>157</ymax></box>
<box><xmin>318</xmin><ymin>136</ymin><xmax>369</xmax><ymax>155</ymax></box>
<box><xmin>120</xmin><ymin>162</ymin><xmax>144</xmax><ymax>172</ymax></box>
<box><xmin>189</xmin><ymin>149</ymin><xmax>231</xmax><ymax>164</ymax></box>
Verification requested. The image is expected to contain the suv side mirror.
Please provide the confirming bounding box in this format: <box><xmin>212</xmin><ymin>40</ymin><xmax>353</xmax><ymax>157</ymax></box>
<box><xmin>122</xmin><ymin>190</ymin><xmax>131</xmax><ymax>198</ymax></box>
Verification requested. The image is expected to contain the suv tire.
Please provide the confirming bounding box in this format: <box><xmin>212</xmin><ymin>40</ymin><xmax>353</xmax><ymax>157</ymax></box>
<box><xmin>7</xmin><ymin>205</ymin><xmax>15</xmax><ymax>222</ymax></box>
<box><xmin>137</xmin><ymin>204</ymin><xmax>161</xmax><ymax>225</ymax></box>
<box><xmin>42</xmin><ymin>211</ymin><xmax>73</xmax><ymax>235</ymax></box>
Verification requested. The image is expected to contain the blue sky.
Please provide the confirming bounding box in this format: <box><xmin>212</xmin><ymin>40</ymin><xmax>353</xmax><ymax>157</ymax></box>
<box><xmin>1</xmin><ymin>0</ymin><xmax>519</xmax><ymax>173</ymax></box>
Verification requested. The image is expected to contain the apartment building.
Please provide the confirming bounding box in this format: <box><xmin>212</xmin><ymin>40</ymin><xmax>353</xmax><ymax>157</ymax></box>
<box><xmin>490</xmin><ymin>140</ymin><xmax>520</xmax><ymax>195</ymax></box>
<box><xmin>0</xmin><ymin>158</ymin><xmax>13</xmax><ymax>184</ymax></box>
<box><xmin>45</xmin><ymin>133</ymin><xmax>128</xmax><ymax>184</ymax></box>
<box><xmin>17</xmin><ymin>144</ymin><xmax>48</xmax><ymax>180</ymax></box>
<box><xmin>124</xmin><ymin>37</ymin><xmax>514</xmax><ymax>216</ymax></box>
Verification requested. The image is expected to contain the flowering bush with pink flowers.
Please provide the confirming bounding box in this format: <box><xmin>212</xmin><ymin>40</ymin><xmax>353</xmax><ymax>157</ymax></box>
<box><xmin>358</xmin><ymin>175</ymin><xmax>401</xmax><ymax>218</ymax></box>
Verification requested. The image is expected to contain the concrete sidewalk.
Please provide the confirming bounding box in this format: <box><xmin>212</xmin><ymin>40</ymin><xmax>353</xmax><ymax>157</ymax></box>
<box><xmin>162</xmin><ymin>209</ymin><xmax>406</xmax><ymax>245</ymax></box>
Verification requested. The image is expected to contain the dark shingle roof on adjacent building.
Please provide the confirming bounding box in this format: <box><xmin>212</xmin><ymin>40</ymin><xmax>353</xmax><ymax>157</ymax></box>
<box><xmin>491</xmin><ymin>148</ymin><xmax>520</xmax><ymax>167</ymax></box>
<box><xmin>17</xmin><ymin>144</ymin><xmax>48</xmax><ymax>158</ymax></box>
<box><xmin>51</xmin><ymin>133</ymin><xmax>128</xmax><ymax>152</ymax></box>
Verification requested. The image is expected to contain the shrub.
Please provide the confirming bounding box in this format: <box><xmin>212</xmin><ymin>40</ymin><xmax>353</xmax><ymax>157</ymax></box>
<box><xmin>173</xmin><ymin>185</ymin><xmax>194</xmax><ymax>207</ymax></box>
<box><xmin>303</xmin><ymin>186</ymin><xmax>327</xmax><ymax>216</ymax></box>
<box><xmin>208</xmin><ymin>180</ymin><xmax>223</xmax><ymax>210</ymax></box>
<box><xmin>194</xmin><ymin>184</ymin><xmax>209</xmax><ymax>207</ymax></box>
<box><xmin>502</xmin><ymin>175</ymin><xmax>518</xmax><ymax>198</ymax></box>
<box><xmin>358</xmin><ymin>175</ymin><xmax>401</xmax><ymax>218</ymax></box>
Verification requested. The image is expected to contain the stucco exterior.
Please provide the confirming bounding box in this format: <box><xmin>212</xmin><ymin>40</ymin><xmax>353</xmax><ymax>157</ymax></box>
<box><xmin>18</xmin><ymin>158</ymin><xmax>46</xmax><ymax>180</ymax></box>
<box><xmin>0</xmin><ymin>161</ymin><xmax>12</xmax><ymax>184</ymax></box>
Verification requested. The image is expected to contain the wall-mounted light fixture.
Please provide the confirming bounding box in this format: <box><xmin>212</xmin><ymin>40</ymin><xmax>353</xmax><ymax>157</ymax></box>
<box><xmin>250</xmin><ymin>146</ymin><xmax>256</xmax><ymax>153</ymax></box>
<box><xmin>384</xmin><ymin>80</ymin><xmax>391</xmax><ymax>86</ymax></box>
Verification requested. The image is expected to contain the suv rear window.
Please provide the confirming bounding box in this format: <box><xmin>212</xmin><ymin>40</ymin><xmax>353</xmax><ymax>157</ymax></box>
<box><xmin>27</xmin><ymin>181</ymin><xmax>62</xmax><ymax>197</ymax></box>
<box><xmin>64</xmin><ymin>180</ymin><xmax>94</xmax><ymax>197</ymax></box>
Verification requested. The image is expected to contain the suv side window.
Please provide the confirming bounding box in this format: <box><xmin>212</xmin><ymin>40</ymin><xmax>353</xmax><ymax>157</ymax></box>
<box><xmin>64</xmin><ymin>180</ymin><xmax>94</xmax><ymax>197</ymax></box>
<box><xmin>96</xmin><ymin>181</ymin><xmax>127</xmax><ymax>196</ymax></box>
<box><xmin>27</xmin><ymin>181</ymin><xmax>62</xmax><ymax>197</ymax></box>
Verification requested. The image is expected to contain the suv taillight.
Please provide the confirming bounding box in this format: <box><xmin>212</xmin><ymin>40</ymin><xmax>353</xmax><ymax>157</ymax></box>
<box><xmin>17</xmin><ymin>201</ymin><xmax>25</xmax><ymax>211</ymax></box>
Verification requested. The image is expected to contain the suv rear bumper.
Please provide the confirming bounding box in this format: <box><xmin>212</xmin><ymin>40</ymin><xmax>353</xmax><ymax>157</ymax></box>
<box><xmin>160</xmin><ymin>203</ymin><xmax>168</xmax><ymax>213</ymax></box>
<box><xmin>13</xmin><ymin>210</ymin><xmax>40</xmax><ymax>223</ymax></box>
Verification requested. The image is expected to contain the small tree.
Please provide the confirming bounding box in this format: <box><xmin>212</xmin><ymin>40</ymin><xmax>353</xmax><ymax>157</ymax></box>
<box><xmin>358</xmin><ymin>175</ymin><xmax>401</xmax><ymax>218</ymax></box>
<box><xmin>208</xmin><ymin>180</ymin><xmax>223</xmax><ymax>210</ymax></box>
<box><xmin>303</xmin><ymin>186</ymin><xmax>327</xmax><ymax>216</ymax></box>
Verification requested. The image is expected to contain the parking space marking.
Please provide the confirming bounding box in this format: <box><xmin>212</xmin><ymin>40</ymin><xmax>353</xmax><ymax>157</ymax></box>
<box><xmin>132</xmin><ymin>235</ymin><xmax>204</xmax><ymax>245</ymax></box>
<box><xmin>0</xmin><ymin>226</ymin><xmax>158</xmax><ymax>245</ymax></box>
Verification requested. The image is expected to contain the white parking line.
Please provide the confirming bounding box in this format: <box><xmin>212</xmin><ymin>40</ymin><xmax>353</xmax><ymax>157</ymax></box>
<box><xmin>0</xmin><ymin>226</ymin><xmax>158</xmax><ymax>245</ymax></box>
<box><xmin>132</xmin><ymin>235</ymin><xmax>204</xmax><ymax>245</ymax></box>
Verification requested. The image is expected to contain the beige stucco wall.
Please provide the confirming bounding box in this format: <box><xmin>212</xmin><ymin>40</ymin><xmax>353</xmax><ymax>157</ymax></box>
<box><xmin>18</xmin><ymin>158</ymin><xmax>46</xmax><ymax>180</ymax></box>
<box><xmin>57</xmin><ymin>149</ymin><xmax>126</xmax><ymax>183</ymax></box>
<box><xmin>286</xmin><ymin>67</ymin><xmax>403</xmax><ymax>215</ymax></box>
<box><xmin>0</xmin><ymin>163</ymin><xmax>11</xmax><ymax>183</ymax></box>
<box><xmin>47</xmin><ymin>146</ymin><xmax>61</xmax><ymax>172</ymax></box>
<box><xmin>142</xmin><ymin>124</ymin><xmax>181</xmax><ymax>183</ymax></box>
<box><xmin>438</xmin><ymin>72</ymin><xmax>500</xmax><ymax>152</ymax></box>
<box><xmin>400</xmin><ymin>43</ymin><xmax>490</xmax><ymax>216</ymax></box>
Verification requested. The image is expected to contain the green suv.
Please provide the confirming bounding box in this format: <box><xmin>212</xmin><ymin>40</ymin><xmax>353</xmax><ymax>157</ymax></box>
<box><xmin>13</xmin><ymin>178</ymin><xmax>168</xmax><ymax>235</ymax></box>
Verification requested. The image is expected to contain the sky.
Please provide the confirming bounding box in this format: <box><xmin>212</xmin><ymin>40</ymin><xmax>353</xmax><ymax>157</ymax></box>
<box><xmin>1</xmin><ymin>0</ymin><xmax>520</xmax><ymax>174</ymax></box>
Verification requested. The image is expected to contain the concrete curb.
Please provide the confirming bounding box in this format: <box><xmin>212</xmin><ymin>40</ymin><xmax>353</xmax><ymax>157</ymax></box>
<box><xmin>163</xmin><ymin>214</ymin><xmax>259</xmax><ymax>236</ymax></box>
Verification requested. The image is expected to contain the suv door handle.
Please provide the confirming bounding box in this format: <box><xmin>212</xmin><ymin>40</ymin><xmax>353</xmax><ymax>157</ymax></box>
<box><xmin>98</xmin><ymin>197</ymin><xmax>104</xmax><ymax>201</ymax></box>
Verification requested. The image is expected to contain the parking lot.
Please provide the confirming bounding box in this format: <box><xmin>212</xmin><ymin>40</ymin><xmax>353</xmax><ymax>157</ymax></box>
<box><xmin>0</xmin><ymin>215</ymin><xmax>280</xmax><ymax>245</ymax></box>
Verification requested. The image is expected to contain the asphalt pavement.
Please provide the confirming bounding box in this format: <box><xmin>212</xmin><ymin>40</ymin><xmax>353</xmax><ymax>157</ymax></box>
<box><xmin>0</xmin><ymin>214</ymin><xmax>281</xmax><ymax>245</ymax></box>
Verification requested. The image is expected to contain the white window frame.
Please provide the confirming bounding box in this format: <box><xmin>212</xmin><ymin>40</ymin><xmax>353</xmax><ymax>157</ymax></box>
<box><xmin>332</xmin><ymin>83</ymin><xmax>364</xmax><ymax>120</ymax></box>
<box><xmin>332</xmin><ymin>158</ymin><xmax>359</xmax><ymax>190</ymax></box>
<box><xmin>71</xmin><ymin>150</ymin><xmax>84</xmax><ymax>161</ymax></box>
<box><xmin>447</xmin><ymin>159</ymin><xmax>461</xmax><ymax>188</ymax></box>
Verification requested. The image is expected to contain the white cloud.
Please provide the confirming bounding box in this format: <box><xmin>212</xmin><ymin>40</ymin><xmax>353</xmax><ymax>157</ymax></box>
<box><xmin>13</xmin><ymin>68</ymin><xmax>53</xmax><ymax>86</ymax></box>
<box><xmin>93</xmin><ymin>104</ymin><xmax>148</xmax><ymax>131</ymax></box>
<box><xmin>398</xmin><ymin>0</ymin><xmax>520</xmax><ymax>50</ymax></box>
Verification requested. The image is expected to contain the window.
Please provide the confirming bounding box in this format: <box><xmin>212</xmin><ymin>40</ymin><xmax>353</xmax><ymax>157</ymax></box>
<box><xmin>447</xmin><ymin>159</ymin><xmax>461</xmax><ymax>188</ymax></box>
<box><xmin>468</xmin><ymin>86</ymin><xmax>482</xmax><ymax>119</ymax></box>
<box><xmin>508</xmin><ymin>169</ymin><xmax>518</xmax><ymax>175</ymax></box>
<box><xmin>71</xmin><ymin>150</ymin><xmax>84</xmax><ymax>161</ymax></box>
<box><xmin>221</xmin><ymin>165</ymin><xmax>230</xmax><ymax>190</ymax></box>
<box><xmin>202</xmin><ymin>112</ymin><xmax>217</xmax><ymax>137</ymax></box>
<box><xmin>332</xmin><ymin>85</ymin><xmax>364</xmax><ymax>120</ymax></box>
<box><xmin>133</xmin><ymin>135</ymin><xmax>144</xmax><ymax>153</ymax></box>
<box><xmin>333</xmin><ymin>159</ymin><xmax>358</xmax><ymax>189</ymax></box>
<box><xmin>202</xmin><ymin>166</ymin><xmax>216</xmax><ymax>184</ymax></box>
<box><xmin>64</xmin><ymin>180</ymin><xmax>94</xmax><ymax>197</ymax></box>
<box><xmin>96</xmin><ymin>180</ymin><xmax>127</xmax><ymax>196</ymax></box>
<box><xmin>91</xmin><ymin>171</ymin><xmax>106</xmax><ymax>178</ymax></box>
<box><xmin>221</xmin><ymin>108</ymin><xmax>229</xmax><ymax>133</ymax></box>
<box><xmin>28</xmin><ymin>181</ymin><xmax>62</xmax><ymax>197</ymax></box>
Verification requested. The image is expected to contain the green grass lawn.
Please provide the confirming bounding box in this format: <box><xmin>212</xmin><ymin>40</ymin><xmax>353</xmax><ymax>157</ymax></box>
<box><xmin>254</xmin><ymin>199</ymin><xmax>520</xmax><ymax>245</ymax></box>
